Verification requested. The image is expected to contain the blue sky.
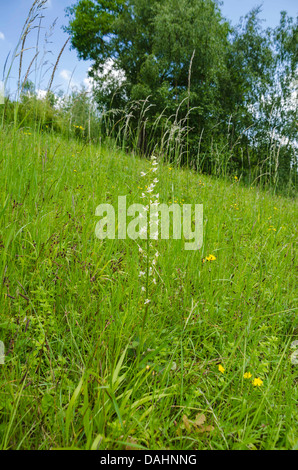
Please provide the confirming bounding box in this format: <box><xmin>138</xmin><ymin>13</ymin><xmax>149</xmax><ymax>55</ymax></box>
<box><xmin>0</xmin><ymin>0</ymin><xmax>297</xmax><ymax>97</ymax></box>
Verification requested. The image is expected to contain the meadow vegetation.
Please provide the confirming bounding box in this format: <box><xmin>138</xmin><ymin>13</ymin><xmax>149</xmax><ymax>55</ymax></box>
<box><xmin>0</xmin><ymin>0</ymin><xmax>297</xmax><ymax>450</ymax></box>
<box><xmin>0</xmin><ymin>121</ymin><xmax>297</xmax><ymax>449</ymax></box>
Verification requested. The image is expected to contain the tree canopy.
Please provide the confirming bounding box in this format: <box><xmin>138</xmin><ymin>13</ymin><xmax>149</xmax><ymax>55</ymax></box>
<box><xmin>65</xmin><ymin>0</ymin><xmax>297</xmax><ymax>184</ymax></box>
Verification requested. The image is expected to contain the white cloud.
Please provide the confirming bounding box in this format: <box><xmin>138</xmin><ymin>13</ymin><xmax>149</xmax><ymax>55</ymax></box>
<box><xmin>60</xmin><ymin>69</ymin><xmax>80</xmax><ymax>90</ymax></box>
<box><xmin>60</xmin><ymin>69</ymin><xmax>72</xmax><ymax>82</ymax></box>
<box><xmin>36</xmin><ymin>89</ymin><xmax>47</xmax><ymax>100</ymax></box>
<box><xmin>60</xmin><ymin>62</ymin><xmax>126</xmax><ymax>97</ymax></box>
<box><xmin>0</xmin><ymin>32</ymin><xmax>5</xmax><ymax>40</ymax></box>
<box><xmin>101</xmin><ymin>59</ymin><xmax>126</xmax><ymax>84</ymax></box>
<box><xmin>88</xmin><ymin>59</ymin><xmax>126</xmax><ymax>93</ymax></box>
<box><xmin>83</xmin><ymin>75</ymin><xmax>95</xmax><ymax>93</ymax></box>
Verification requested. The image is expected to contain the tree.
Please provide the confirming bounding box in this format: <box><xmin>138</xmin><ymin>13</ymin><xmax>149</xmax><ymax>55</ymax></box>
<box><xmin>225</xmin><ymin>9</ymin><xmax>297</xmax><ymax>183</ymax></box>
<box><xmin>20</xmin><ymin>79</ymin><xmax>36</xmax><ymax>99</ymax></box>
<box><xmin>65</xmin><ymin>0</ymin><xmax>230</xmax><ymax>152</ymax></box>
<box><xmin>65</xmin><ymin>1</ymin><xmax>297</xmax><ymax>188</ymax></box>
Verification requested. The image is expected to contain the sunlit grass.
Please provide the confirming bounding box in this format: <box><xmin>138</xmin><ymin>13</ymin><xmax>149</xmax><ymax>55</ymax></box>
<box><xmin>0</xmin><ymin>124</ymin><xmax>297</xmax><ymax>450</ymax></box>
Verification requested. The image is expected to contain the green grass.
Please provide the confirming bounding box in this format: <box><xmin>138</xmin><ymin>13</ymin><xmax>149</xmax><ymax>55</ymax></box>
<box><xmin>0</xmin><ymin>123</ymin><xmax>297</xmax><ymax>450</ymax></box>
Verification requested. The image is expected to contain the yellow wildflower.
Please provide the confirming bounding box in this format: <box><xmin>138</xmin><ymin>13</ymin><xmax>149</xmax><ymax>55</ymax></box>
<box><xmin>252</xmin><ymin>377</ymin><xmax>263</xmax><ymax>387</ymax></box>
<box><xmin>206</xmin><ymin>254</ymin><xmax>216</xmax><ymax>262</ymax></box>
<box><xmin>244</xmin><ymin>372</ymin><xmax>252</xmax><ymax>379</ymax></box>
<box><xmin>218</xmin><ymin>364</ymin><xmax>225</xmax><ymax>374</ymax></box>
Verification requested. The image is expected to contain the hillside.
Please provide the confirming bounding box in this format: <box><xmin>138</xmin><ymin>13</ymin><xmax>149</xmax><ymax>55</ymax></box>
<box><xmin>0</xmin><ymin>126</ymin><xmax>297</xmax><ymax>450</ymax></box>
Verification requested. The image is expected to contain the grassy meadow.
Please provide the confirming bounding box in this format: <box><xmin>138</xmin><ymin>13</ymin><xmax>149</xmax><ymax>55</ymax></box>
<box><xmin>0</xmin><ymin>122</ymin><xmax>297</xmax><ymax>450</ymax></box>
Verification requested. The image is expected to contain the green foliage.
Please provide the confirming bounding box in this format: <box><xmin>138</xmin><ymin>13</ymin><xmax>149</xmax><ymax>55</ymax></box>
<box><xmin>2</xmin><ymin>95</ymin><xmax>62</xmax><ymax>132</ymax></box>
<box><xmin>59</xmin><ymin>87</ymin><xmax>101</xmax><ymax>140</ymax></box>
<box><xmin>65</xmin><ymin>0</ymin><xmax>297</xmax><ymax>188</ymax></box>
<box><xmin>0</xmin><ymin>125</ymin><xmax>297</xmax><ymax>449</ymax></box>
<box><xmin>0</xmin><ymin>1</ymin><xmax>297</xmax><ymax>450</ymax></box>
<box><xmin>2</xmin><ymin>85</ymin><xmax>101</xmax><ymax>142</ymax></box>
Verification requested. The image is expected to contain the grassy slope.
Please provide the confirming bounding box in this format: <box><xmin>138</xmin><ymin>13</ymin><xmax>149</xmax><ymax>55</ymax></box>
<box><xmin>0</xmin><ymin>126</ymin><xmax>297</xmax><ymax>450</ymax></box>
